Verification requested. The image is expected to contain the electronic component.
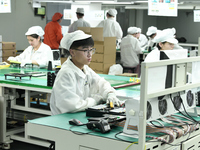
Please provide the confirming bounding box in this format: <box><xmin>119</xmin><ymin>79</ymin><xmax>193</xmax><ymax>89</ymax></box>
<box><xmin>47</xmin><ymin>72</ymin><xmax>56</xmax><ymax>87</ymax></box>
<box><xmin>86</xmin><ymin>119</ymin><xmax>111</xmax><ymax>133</ymax></box>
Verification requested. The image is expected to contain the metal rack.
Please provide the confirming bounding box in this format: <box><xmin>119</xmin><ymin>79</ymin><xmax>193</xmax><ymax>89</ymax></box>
<box><xmin>137</xmin><ymin>56</ymin><xmax>200</xmax><ymax>150</ymax></box>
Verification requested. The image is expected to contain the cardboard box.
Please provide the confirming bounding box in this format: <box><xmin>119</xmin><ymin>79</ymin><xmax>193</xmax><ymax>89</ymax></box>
<box><xmin>91</xmin><ymin>53</ymin><xmax>116</xmax><ymax>64</ymax></box>
<box><xmin>2</xmin><ymin>49</ymin><xmax>16</xmax><ymax>57</ymax></box>
<box><xmin>77</xmin><ymin>27</ymin><xmax>91</xmax><ymax>34</ymax></box>
<box><xmin>94</xmin><ymin>37</ymin><xmax>116</xmax><ymax>46</ymax></box>
<box><xmin>2</xmin><ymin>56</ymin><xmax>9</xmax><ymax>63</ymax></box>
<box><xmin>0</xmin><ymin>35</ymin><xmax>2</xmax><ymax>42</ymax></box>
<box><xmin>2</xmin><ymin>42</ymin><xmax>16</xmax><ymax>50</ymax></box>
<box><xmin>94</xmin><ymin>44</ymin><xmax>116</xmax><ymax>55</ymax></box>
<box><xmin>90</xmin><ymin>28</ymin><xmax>103</xmax><ymax>41</ymax></box>
<box><xmin>89</xmin><ymin>62</ymin><xmax>114</xmax><ymax>74</ymax></box>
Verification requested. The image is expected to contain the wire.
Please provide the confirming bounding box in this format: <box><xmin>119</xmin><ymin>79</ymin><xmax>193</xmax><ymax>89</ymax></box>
<box><xmin>69</xmin><ymin>124</ymin><xmax>97</xmax><ymax>135</ymax></box>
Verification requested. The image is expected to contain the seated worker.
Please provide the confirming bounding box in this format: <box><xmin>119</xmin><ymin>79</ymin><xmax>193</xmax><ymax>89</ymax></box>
<box><xmin>50</xmin><ymin>30</ymin><xmax>121</xmax><ymax>115</ymax></box>
<box><xmin>146</xmin><ymin>26</ymin><xmax>159</xmax><ymax>51</ymax></box>
<box><xmin>120</xmin><ymin>27</ymin><xmax>143</xmax><ymax>73</ymax></box>
<box><xmin>7</xmin><ymin>26</ymin><xmax>53</xmax><ymax>68</ymax></box>
<box><xmin>144</xmin><ymin>28</ymin><xmax>178</xmax><ymax>62</ymax></box>
<box><xmin>136</xmin><ymin>27</ymin><xmax>148</xmax><ymax>49</ymax></box>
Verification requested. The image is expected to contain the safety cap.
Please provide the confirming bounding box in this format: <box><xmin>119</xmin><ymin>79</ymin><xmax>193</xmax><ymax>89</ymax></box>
<box><xmin>60</xmin><ymin>30</ymin><xmax>92</xmax><ymax>50</ymax></box>
<box><xmin>25</xmin><ymin>26</ymin><xmax>44</xmax><ymax>37</ymax></box>
<box><xmin>127</xmin><ymin>27</ymin><xmax>138</xmax><ymax>34</ymax></box>
<box><xmin>107</xmin><ymin>9</ymin><xmax>117</xmax><ymax>17</ymax></box>
<box><xmin>76</xmin><ymin>8</ymin><xmax>84</xmax><ymax>14</ymax></box>
<box><xmin>146</xmin><ymin>26</ymin><xmax>157</xmax><ymax>36</ymax></box>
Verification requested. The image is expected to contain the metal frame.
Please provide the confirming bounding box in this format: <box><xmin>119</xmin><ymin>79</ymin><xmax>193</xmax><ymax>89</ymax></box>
<box><xmin>138</xmin><ymin>56</ymin><xmax>200</xmax><ymax>150</ymax></box>
<box><xmin>0</xmin><ymin>83</ymin><xmax>52</xmax><ymax>147</ymax></box>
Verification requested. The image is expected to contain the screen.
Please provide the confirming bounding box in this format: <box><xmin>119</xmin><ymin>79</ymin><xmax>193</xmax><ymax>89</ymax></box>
<box><xmin>35</xmin><ymin>6</ymin><xmax>45</xmax><ymax>16</ymax></box>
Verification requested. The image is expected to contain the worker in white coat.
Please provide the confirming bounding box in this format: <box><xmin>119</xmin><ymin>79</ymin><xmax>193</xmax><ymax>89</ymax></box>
<box><xmin>146</xmin><ymin>26</ymin><xmax>158</xmax><ymax>51</ymax></box>
<box><xmin>136</xmin><ymin>27</ymin><xmax>148</xmax><ymax>48</ymax></box>
<box><xmin>96</xmin><ymin>9</ymin><xmax>123</xmax><ymax>40</ymax></box>
<box><xmin>120</xmin><ymin>27</ymin><xmax>143</xmax><ymax>70</ymax></box>
<box><xmin>144</xmin><ymin>28</ymin><xmax>179</xmax><ymax>62</ymax></box>
<box><xmin>7</xmin><ymin>26</ymin><xmax>53</xmax><ymax>68</ymax></box>
<box><xmin>68</xmin><ymin>8</ymin><xmax>90</xmax><ymax>33</ymax></box>
<box><xmin>50</xmin><ymin>30</ymin><xmax>121</xmax><ymax>115</ymax></box>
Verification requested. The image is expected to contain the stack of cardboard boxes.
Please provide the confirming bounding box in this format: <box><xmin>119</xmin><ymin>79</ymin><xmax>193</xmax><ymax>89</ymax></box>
<box><xmin>78</xmin><ymin>27</ymin><xmax>116</xmax><ymax>74</ymax></box>
<box><xmin>0</xmin><ymin>38</ymin><xmax>16</xmax><ymax>63</ymax></box>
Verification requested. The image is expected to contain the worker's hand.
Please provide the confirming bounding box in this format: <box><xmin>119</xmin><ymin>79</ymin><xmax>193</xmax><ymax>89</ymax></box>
<box><xmin>106</xmin><ymin>93</ymin><xmax>121</xmax><ymax>107</ymax></box>
<box><xmin>7</xmin><ymin>57</ymin><xmax>16</xmax><ymax>61</ymax></box>
<box><xmin>20</xmin><ymin>60</ymin><xmax>32</xmax><ymax>67</ymax></box>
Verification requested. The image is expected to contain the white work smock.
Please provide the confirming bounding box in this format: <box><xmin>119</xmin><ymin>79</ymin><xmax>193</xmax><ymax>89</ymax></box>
<box><xmin>50</xmin><ymin>57</ymin><xmax>116</xmax><ymax>115</ymax></box>
<box><xmin>97</xmin><ymin>18</ymin><xmax>123</xmax><ymax>40</ymax></box>
<box><xmin>144</xmin><ymin>48</ymin><xmax>160</xmax><ymax>62</ymax></box>
<box><xmin>120</xmin><ymin>35</ymin><xmax>143</xmax><ymax>67</ymax></box>
<box><xmin>68</xmin><ymin>18</ymin><xmax>90</xmax><ymax>33</ymax></box>
<box><xmin>15</xmin><ymin>43</ymin><xmax>52</xmax><ymax>68</ymax></box>
<box><xmin>139</xmin><ymin>34</ymin><xmax>148</xmax><ymax>48</ymax></box>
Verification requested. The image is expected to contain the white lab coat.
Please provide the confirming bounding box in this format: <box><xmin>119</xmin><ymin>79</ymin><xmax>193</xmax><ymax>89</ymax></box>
<box><xmin>97</xmin><ymin>18</ymin><xmax>123</xmax><ymax>40</ymax></box>
<box><xmin>139</xmin><ymin>34</ymin><xmax>148</xmax><ymax>48</ymax></box>
<box><xmin>144</xmin><ymin>48</ymin><xmax>160</xmax><ymax>62</ymax></box>
<box><xmin>120</xmin><ymin>35</ymin><xmax>143</xmax><ymax>67</ymax></box>
<box><xmin>50</xmin><ymin>57</ymin><xmax>116</xmax><ymax>115</ymax></box>
<box><xmin>15</xmin><ymin>43</ymin><xmax>52</xmax><ymax>68</ymax></box>
<box><xmin>68</xmin><ymin>18</ymin><xmax>90</xmax><ymax>33</ymax></box>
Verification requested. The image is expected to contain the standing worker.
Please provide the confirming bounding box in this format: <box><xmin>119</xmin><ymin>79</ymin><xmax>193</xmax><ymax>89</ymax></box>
<box><xmin>68</xmin><ymin>8</ymin><xmax>90</xmax><ymax>33</ymax></box>
<box><xmin>97</xmin><ymin>9</ymin><xmax>123</xmax><ymax>40</ymax></box>
<box><xmin>7</xmin><ymin>26</ymin><xmax>53</xmax><ymax>68</ymax></box>
<box><xmin>50</xmin><ymin>30</ymin><xmax>121</xmax><ymax>115</ymax></box>
<box><xmin>120</xmin><ymin>27</ymin><xmax>143</xmax><ymax>74</ymax></box>
<box><xmin>43</xmin><ymin>12</ymin><xmax>63</xmax><ymax>49</ymax></box>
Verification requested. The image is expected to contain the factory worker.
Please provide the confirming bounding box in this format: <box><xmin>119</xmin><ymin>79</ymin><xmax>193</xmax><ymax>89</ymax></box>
<box><xmin>68</xmin><ymin>8</ymin><xmax>90</xmax><ymax>33</ymax></box>
<box><xmin>120</xmin><ymin>27</ymin><xmax>143</xmax><ymax>71</ymax></box>
<box><xmin>97</xmin><ymin>9</ymin><xmax>123</xmax><ymax>40</ymax></box>
<box><xmin>146</xmin><ymin>26</ymin><xmax>158</xmax><ymax>51</ymax></box>
<box><xmin>43</xmin><ymin>12</ymin><xmax>63</xmax><ymax>49</ymax></box>
<box><xmin>136</xmin><ymin>27</ymin><xmax>148</xmax><ymax>48</ymax></box>
<box><xmin>162</xmin><ymin>27</ymin><xmax>183</xmax><ymax>50</ymax></box>
<box><xmin>144</xmin><ymin>29</ymin><xmax>179</xmax><ymax>62</ymax></box>
<box><xmin>50</xmin><ymin>30</ymin><xmax>121</xmax><ymax>115</ymax></box>
<box><xmin>7</xmin><ymin>26</ymin><xmax>53</xmax><ymax>68</ymax></box>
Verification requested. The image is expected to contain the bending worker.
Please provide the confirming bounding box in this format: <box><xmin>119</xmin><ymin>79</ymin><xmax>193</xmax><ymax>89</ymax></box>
<box><xmin>68</xmin><ymin>8</ymin><xmax>90</xmax><ymax>33</ymax></box>
<box><xmin>50</xmin><ymin>30</ymin><xmax>121</xmax><ymax>115</ymax></box>
<box><xmin>97</xmin><ymin>9</ymin><xmax>123</xmax><ymax>40</ymax></box>
<box><xmin>7</xmin><ymin>26</ymin><xmax>53</xmax><ymax>68</ymax></box>
<box><xmin>43</xmin><ymin>12</ymin><xmax>63</xmax><ymax>49</ymax></box>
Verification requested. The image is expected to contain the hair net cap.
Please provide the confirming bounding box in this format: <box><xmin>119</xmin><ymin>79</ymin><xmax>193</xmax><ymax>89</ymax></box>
<box><xmin>146</xmin><ymin>26</ymin><xmax>157</xmax><ymax>36</ymax></box>
<box><xmin>107</xmin><ymin>9</ymin><xmax>117</xmax><ymax>17</ymax></box>
<box><xmin>52</xmin><ymin>12</ymin><xmax>63</xmax><ymax>22</ymax></box>
<box><xmin>60</xmin><ymin>30</ymin><xmax>92</xmax><ymax>50</ymax></box>
<box><xmin>25</xmin><ymin>26</ymin><xmax>44</xmax><ymax>37</ymax></box>
<box><xmin>127</xmin><ymin>27</ymin><xmax>138</xmax><ymax>34</ymax></box>
<box><xmin>153</xmin><ymin>29</ymin><xmax>178</xmax><ymax>44</ymax></box>
<box><xmin>76</xmin><ymin>8</ymin><xmax>84</xmax><ymax>14</ymax></box>
<box><xmin>137</xmin><ymin>28</ymin><xmax>141</xmax><ymax>33</ymax></box>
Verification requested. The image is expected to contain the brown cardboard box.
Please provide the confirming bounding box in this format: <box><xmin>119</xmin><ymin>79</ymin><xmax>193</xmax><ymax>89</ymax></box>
<box><xmin>91</xmin><ymin>53</ymin><xmax>116</xmax><ymax>64</ymax></box>
<box><xmin>94</xmin><ymin>37</ymin><xmax>116</xmax><ymax>46</ymax></box>
<box><xmin>89</xmin><ymin>62</ymin><xmax>114</xmax><ymax>74</ymax></box>
<box><xmin>77</xmin><ymin>27</ymin><xmax>91</xmax><ymax>34</ymax></box>
<box><xmin>90</xmin><ymin>28</ymin><xmax>103</xmax><ymax>41</ymax></box>
<box><xmin>2</xmin><ymin>56</ymin><xmax>9</xmax><ymax>63</ymax></box>
<box><xmin>2</xmin><ymin>42</ymin><xmax>16</xmax><ymax>50</ymax></box>
<box><xmin>94</xmin><ymin>44</ymin><xmax>116</xmax><ymax>55</ymax></box>
<box><xmin>2</xmin><ymin>49</ymin><xmax>16</xmax><ymax>57</ymax></box>
<box><xmin>61</xmin><ymin>57</ymin><xmax>68</xmax><ymax>64</ymax></box>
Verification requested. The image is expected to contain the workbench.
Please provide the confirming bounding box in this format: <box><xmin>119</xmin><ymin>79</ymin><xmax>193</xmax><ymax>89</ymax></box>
<box><xmin>0</xmin><ymin>67</ymin><xmax>138</xmax><ymax>148</ymax></box>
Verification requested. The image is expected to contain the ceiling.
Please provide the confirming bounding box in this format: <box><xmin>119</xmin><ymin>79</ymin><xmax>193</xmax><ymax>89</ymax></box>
<box><xmin>35</xmin><ymin>0</ymin><xmax>200</xmax><ymax>9</ymax></box>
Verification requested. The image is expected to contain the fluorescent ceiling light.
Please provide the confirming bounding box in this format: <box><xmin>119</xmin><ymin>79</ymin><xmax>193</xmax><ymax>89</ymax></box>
<box><xmin>134</xmin><ymin>1</ymin><xmax>148</xmax><ymax>3</ymax></box>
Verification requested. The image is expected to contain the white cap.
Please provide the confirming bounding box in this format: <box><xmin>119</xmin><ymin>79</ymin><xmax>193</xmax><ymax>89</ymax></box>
<box><xmin>25</xmin><ymin>26</ymin><xmax>44</xmax><ymax>37</ymax></box>
<box><xmin>127</xmin><ymin>27</ymin><xmax>138</xmax><ymax>34</ymax></box>
<box><xmin>60</xmin><ymin>30</ymin><xmax>92</xmax><ymax>50</ymax></box>
<box><xmin>163</xmin><ymin>28</ymin><xmax>176</xmax><ymax>35</ymax></box>
<box><xmin>107</xmin><ymin>9</ymin><xmax>117</xmax><ymax>17</ymax></box>
<box><xmin>137</xmin><ymin>28</ymin><xmax>141</xmax><ymax>33</ymax></box>
<box><xmin>76</xmin><ymin>8</ymin><xmax>84</xmax><ymax>14</ymax></box>
<box><xmin>153</xmin><ymin>29</ymin><xmax>178</xmax><ymax>44</ymax></box>
<box><xmin>146</xmin><ymin>26</ymin><xmax>157</xmax><ymax>36</ymax></box>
